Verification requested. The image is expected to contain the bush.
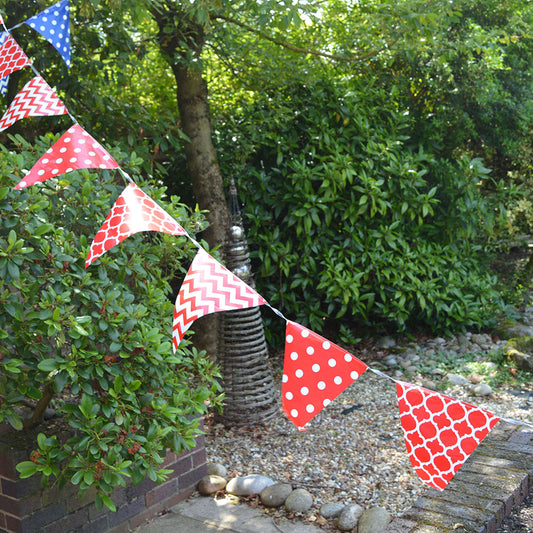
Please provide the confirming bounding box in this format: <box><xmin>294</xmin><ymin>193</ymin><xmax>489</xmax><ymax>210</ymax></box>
<box><xmin>0</xmin><ymin>133</ymin><xmax>221</xmax><ymax>510</ymax></box>
<box><xmin>218</xmin><ymin>79</ymin><xmax>503</xmax><ymax>339</ymax></box>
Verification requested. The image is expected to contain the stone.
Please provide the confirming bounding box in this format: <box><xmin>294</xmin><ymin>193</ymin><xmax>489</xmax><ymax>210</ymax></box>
<box><xmin>319</xmin><ymin>502</ymin><xmax>345</xmax><ymax>519</ymax></box>
<box><xmin>376</xmin><ymin>336</ymin><xmax>396</xmax><ymax>349</ymax></box>
<box><xmin>206</xmin><ymin>462</ymin><xmax>227</xmax><ymax>477</ymax></box>
<box><xmin>197</xmin><ymin>475</ymin><xmax>227</xmax><ymax>495</ymax></box>
<box><xmin>284</xmin><ymin>488</ymin><xmax>313</xmax><ymax>513</ymax></box>
<box><xmin>357</xmin><ymin>506</ymin><xmax>392</xmax><ymax>533</ymax></box>
<box><xmin>337</xmin><ymin>503</ymin><xmax>364</xmax><ymax>531</ymax></box>
<box><xmin>473</xmin><ymin>383</ymin><xmax>493</xmax><ymax>396</ymax></box>
<box><xmin>496</xmin><ymin>322</ymin><xmax>533</xmax><ymax>340</ymax></box>
<box><xmin>505</xmin><ymin>337</ymin><xmax>533</xmax><ymax>372</ymax></box>
<box><xmin>260</xmin><ymin>483</ymin><xmax>293</xmax><ymax>507</ymax></box>
<box><xmin>226</xmin><ymin>474</ymin><xmax>275</xmax><ymax>496</ymax></box>
<box><xmin>383</xmin><ymin>355</ymin><xmax>398</xmax><ymax>367</ymax></box>
<box><xmin>446</xmin><ymin>373</ymin><xmax>469</xmax><ymax>386</ymax></box>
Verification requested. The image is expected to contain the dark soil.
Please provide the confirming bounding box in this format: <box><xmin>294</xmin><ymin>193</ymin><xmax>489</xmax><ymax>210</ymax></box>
<box><xmin>497</xmin><ymin>488</ymin><xmax>533</xmax><ymax>532</ymax></box>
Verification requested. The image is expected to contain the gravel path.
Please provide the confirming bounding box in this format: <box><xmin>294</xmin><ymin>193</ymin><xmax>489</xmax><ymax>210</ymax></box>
<box><xmin>204</xmin><ymin>332</ymin><xmax>533</xmax><ymax>528</ymax></box>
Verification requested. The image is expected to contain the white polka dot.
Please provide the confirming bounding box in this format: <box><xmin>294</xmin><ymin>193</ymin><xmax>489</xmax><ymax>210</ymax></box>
<box><xmin>37</xmin><ymin>170</ymin><xmax>45</xmax><ymax>176</ymax></box>
<box><xmin>350</xmin><ymin>371</ymin><xmax>359</xmax><ymax>380</ymax></box>
<box><xmin>285</xmin><ymin>391</ymin><xmax>293</xmax><ymax>400</ymax></box>
<box><xmin>88</xmin><ymin>151</ymin><xmax>96</xmax><ymax>157</ymax></box>
<box><xmin>74</xmin><ymin>148</ymin><xmax>82</xmax><ymax>153</ymax></box>
<box><xmin>50</xmin><ymin>29</ymin><xmax>55</xmax><ymax>35</ymax></box>
<box><xmin>59</xmin><ymin>147</ymin><xmax>67</xmax><ymax>153</ymax></box>
<box><xmin>317</xmin><ymin>381</ymin><xmax>326</xmax><ymax>390</ymax></box>
<box><xmin>334</xmin><ymin>376</ymin><xmax>342</xmax><ymax>385</ymax></box>
<box><xmin>19</xmin><ymin>181</ymin><xmax>27</xmax><ymax>187</ymax></box>
<box><xmin>64</xmin><ymin>136</ymin><xmax>71</xmax><ymax>143</ymax></box>
<box><xmin>42</xmin><ymin>158</ymin><xmax>49</xmax><ymax>164</ymax></box>
<box><xmin>323</xmin><ymin>399</ymin><xmax>331</xmax><ymax>407</ymax></box>
<box><xmin>99</xmin><ymin>164</ymin><xmax>107</xmax><ymax>169</ymax></box>
<box><xmin>323</xmin><ymin>341</ymin><xmax>331</xmax><ymax>349</ymax></box>
<box><xmin>40</xmin><ymin>25</ymin><xmax>46</xmax><ymax>31</ymax></box>
<box><xmin>328</xmin><ymin>358</ymin><xmax>336</xmax><ymax>367</ymax></box>
<box><xmin>78</xmin><ymin>138</ymin><xmax>86</xmax><ymax>144</ymax></box>
<box><xmin>55</xmin><ymin>158</ymin><xmax>63</xmax><ymax>164</ymax></box>
<box><xmin>290</xmin><ymin>352</ymin><xmax>298</xmax><ymax>361</ymax></box>
<box><xmin>306</xmin><ymin>404</ymin><xmax>315</xmax><ymax>413</ymax></box>
<box><xmin>65</xmin><ymin>168</ymin><xmax>73</xmax><ymax>173</ymax></box>
<box><xmin>312</xmin><ymin>364</ymin><xmax>320</xmax><ymax>373</ymax></box>
<box><xmin>300</xmin><ymin>387</ymin><xmax>309</xmax><ymax>396</ymax></box>
<box><xmin>84</xmin><ymin>159</ymin><xmax>92</xmax><ymax>165</ymax></box>
<box><xmin>52</xmin><ymin>168</ymin><xmax>59</xmax><ymax>174</ymax></box>
<box><xmin>344</xmin><ymin>353</ymin><xmax>352</xmax><ymax>362</ymax></box>
<box><xmin>286</xmin><ymin>334</ymin><xmax>293</xmax><ymax>343</ymax></box>
<box><xmin>295</xmin><ymin>369</ymin><xmax>303</xmax><ymax>378</ymax></box>
<box><xmin>70</xmin><ymin>157</ymin><xmax>77</xmax><ymax>163</ymax></box>
<box><xmin>301</xmin><ymin>329</ymin><xmax>309</xmax><ymax>338</ymax></box>
<box><xmin>306</xmin><ymin>346</ymin><xmax>314</xmax><ymax>355</ymax></box>
<box><xmin>282</xmin><ymin>374</ymin><xmax>288</xmax><ymax>383</ymax></box>
<box><xmin>291</xmin><ymin>409</ymin><xmax>299</xmax><ymax>418</ymax></box>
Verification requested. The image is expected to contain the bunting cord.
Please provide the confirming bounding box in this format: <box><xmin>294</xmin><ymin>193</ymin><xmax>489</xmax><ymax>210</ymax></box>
<box><xmin>1</xmin><ymin>8</ymin><xmax>532</xmax><ymax>438</ymax></box>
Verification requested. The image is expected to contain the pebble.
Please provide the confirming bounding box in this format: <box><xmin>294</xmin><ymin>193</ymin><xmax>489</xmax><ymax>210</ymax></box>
<box><xmin>260</xmin><ymin>483</ymin><xmax>293</xmax><ymax>507</ymax></box>
<box><xmin>357</xmin><ymin>506</ymin><xmax>392</xmax><ymax>532</ymax></box>
<box><xmin>226</xmin><ymin>474</ymin><xmax>275</xmax><ymax>496</ymax></box>
<box><xmin>447</xmin><ymin>373</ymin><xmax>470</xmax><ymax>386</ymax></box>
<box><xmin>319</xmin><ymin>502</ymin><xmax>345</xmax><ymax>518</ymax></box>
<box><xmin>376</xmin><ymin>336</ymin><xmax>396</xmax><ymax>349</ymax></box>
<box><xmin>206</xmin><ymin>462</ymin><xmax>227</xmax><ymax>477</ymax></box>
<box><xmin>473</xmin><ymin>383</ymin><xmax>493</xmax><ymax>396</ymax></box>
<box><xmin>197</xmin><ymin>475</ymin><xmax>227</xmax><ymax>495</ymax></box>
<box><xmin>284</xmin><ymin>488</ymin><xmax>313</xmax><ymax>513</ymax></box>
<box><xmin>337</xmin><ymin>503</ymin><xmax>364</xmax><ymax>531</ymax></box>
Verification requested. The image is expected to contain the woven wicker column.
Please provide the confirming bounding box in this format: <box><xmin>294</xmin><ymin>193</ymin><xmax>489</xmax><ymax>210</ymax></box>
<box><xmin>217</xmin><ymin>179</ymin><xmax>278</xmax><ymax>426</ymax></box>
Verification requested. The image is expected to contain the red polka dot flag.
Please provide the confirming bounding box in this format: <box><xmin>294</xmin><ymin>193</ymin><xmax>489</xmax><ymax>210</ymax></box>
<box><xmin>0</xmin><ymin>34</ymin><xmax>31</xmax><ymax>79</ymax></box>
<box><xmin>86</xmin><ymin>183</ymin><xmax>188</xmax><ymax>268</ymax></box>
<box><xmin>14</xmin><ymin>124</ymin><xmax>119</xmax><ymax>189</ymax></box>
<box><xmin>396</xmin><ymin>381</ymin><xmax>500</xmax><ymax>490</ymax></box>
<box><xmin>282</xmin><ymin>321</ymin><xmax>368</xmax><ymax>430</ymax></box>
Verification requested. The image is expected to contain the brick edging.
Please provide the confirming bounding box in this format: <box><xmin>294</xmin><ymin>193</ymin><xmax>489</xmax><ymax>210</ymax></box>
<box><xmin>384</xmin><ymin>421</ymin><xmax>533</xmax><ymax>533</ymax></box>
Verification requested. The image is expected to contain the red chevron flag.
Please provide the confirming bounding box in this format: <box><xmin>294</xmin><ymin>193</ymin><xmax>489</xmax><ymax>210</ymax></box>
<box><xmin>86</xmin><ymin>183</ymin><xmax>188</xmax><ymax>268</ymax></box>
<box><xmin>172</xmin><ymin>248</ymin><xmax>266</xmax><ymax>351</ymax></box>
<box><xmin>14</xmin><ymin>124</ymin><xmax>119</xmax><ymax>189</ymax></box>
<box><xmin>0</xmin><ymin>76</ymin><xmax>67</xmax><ymax>132</ymax></box>
<box><xmin>0</xmin><ymin>34</ymin><xmax>31</xmax><ymax>79</ymax></box>
<box><xmin>397</xmin><ymin>381</ymin><xmax>500</xmax><ymax>490</ymax></box>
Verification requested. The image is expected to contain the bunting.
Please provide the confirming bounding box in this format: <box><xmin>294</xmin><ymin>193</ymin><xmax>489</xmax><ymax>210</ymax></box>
<box><xmin>282</xmin><ymin>321</ymin><xmax>368</xmax><ymax>430</ymax></box>
<box><xmin>0</xmin><ymin>75</ymin><xmax>67</xmax><ymax>132</ymax></box>
<box><xmin>172</xmin><ymin>248</ymin><xmax>266</xmax><ymax>351</ymax></box>
<box><xmin>25</xmin><ymin>0</ymin><xmax>71</xmax><ymax>67</ymax></box>
<box><xmin>14</xmin><ymin>124</ymin><xmax>118</xmax><ymax>189</ymax></box>
<box><xmin>85</xmin><ymin>182</ymin><xmax>188</xmax><ymax>268</ymax></box>
<box><xmin>396</xmin><ymin>381</ymin><xmax>500</xmax><ymax>490</ymax></box>
<box><xmin>0</xmin><ymin>34</ymin><xmax>31</xmax><ymax>79</ymax></box>
<box><xmin>0</xmin><ymin>32</ymin><xmax>8</xmax><ymax>96</ymax></box>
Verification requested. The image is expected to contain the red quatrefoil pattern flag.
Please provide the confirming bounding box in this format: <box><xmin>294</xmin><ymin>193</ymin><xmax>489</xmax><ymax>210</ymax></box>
<box><xmin>282</xmin><ymin>321</ymin><xmax>368</xmax><ymax>430</ymax></box>
<box><xmin>0</xmin><ymin>75</ymin><xmax>67</xmax><ymax>132</ymax></box>
<box><xmin>0</xmin><ymin>34</ymin><xmax>31</xmax><ymax>79</ymax></box>
<box><xmin>14</xmin><ymin>124</ymin><xmax>119</xmax><ymax>189</ymax></box>
<box><xmin>172</xmin><ymin>248</ymin><xmax>266</xmax><ymax>351</ymax></box>
<box><xmin>396</xmin><ymin>381</ymin><xmax>500</xmax><ymax>490</ymax></box>
<box><xmin>86</xmin><ymin>183</ymin><xmax>188</xmax><ymax>268</ymax></box>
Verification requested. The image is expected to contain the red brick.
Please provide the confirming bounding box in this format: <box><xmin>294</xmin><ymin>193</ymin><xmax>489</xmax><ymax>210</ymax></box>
<box><xmin>5</xmin><ymin>514</ymin><xmax>21</xmax><ymax>533</ymax></box>
<box><xmin>191</xmin><ymin>448</ymin><xmax>207</xmax><ymax>469</ymax></box>
<box><xmin>144</xmin><ymin>479</ymin><xmax>177</xmax><ymax>508</ymax></box>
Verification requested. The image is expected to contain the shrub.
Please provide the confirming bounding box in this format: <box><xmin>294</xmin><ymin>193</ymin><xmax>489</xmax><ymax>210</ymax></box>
<box><xmin>0</xmin><ymin>133</ymin><xmax>221</xmax><ymax>510</ymax></box>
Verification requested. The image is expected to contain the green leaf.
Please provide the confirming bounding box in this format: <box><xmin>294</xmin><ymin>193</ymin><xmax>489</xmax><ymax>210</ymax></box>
<box><xmin>38</xmin><ymin>359</ymin><xmax>60</xmax><ymax>372</ymax></box>
<box><xmin>16</xmin><ymin>461</ymin><xmax>38</xmax><ymax>478</ymax></box>
<box><xmin>79</xmin><ymin>394</ymin><xmax>93</xmax><ymax>418</ymax></box>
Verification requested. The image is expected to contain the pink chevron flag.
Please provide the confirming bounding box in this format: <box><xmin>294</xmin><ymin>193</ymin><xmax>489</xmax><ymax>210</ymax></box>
<box><xmin>172</xmin><ymin>248</ymin><xmax>266</xmax><ymax>351</ymax></box>
<box><xmin>0</xmin><ymin>34</ymin><xmax>31</xmax><ymax>79</ymax></box>
<box><xmin>0</xmin><ymin>76</ymin><xmax>67</xmax><ymax>132</ymax></box>
<box><xmin>396</xmin><ymin>381</ymin><xmax>500</xmax><ymax>490</ymax></box>
<box><xmin>14</xmin><ymin>124</ymin><xmax>119</xmax><ymax>189</ymax></box>
<box><xmin>86</xmin><ymin>183</ymin><xmax>188</xmax><ymax>268</ymax></box>
<box><xmin>282</xmin><ymin>321</ymin><xmax>368</xmax><ymax>430</ymax></box>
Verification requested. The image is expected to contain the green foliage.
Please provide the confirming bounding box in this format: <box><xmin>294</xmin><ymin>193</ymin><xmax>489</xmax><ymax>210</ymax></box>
<box><xmin>223</xmin><ymin>79</ymin><xmax>503</xmax><ymax>338</ymax></box>
<box><xmin>0</xmin><ymin>134</ymin><xmax>221</xmax><ymax>507</ymax></box>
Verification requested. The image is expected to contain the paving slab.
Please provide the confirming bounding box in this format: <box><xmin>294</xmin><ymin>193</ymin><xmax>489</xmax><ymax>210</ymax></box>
<box><xmin>135</xmin><ymin>494</ymin><xmax>327</xmax><ymax>533</ymax></box>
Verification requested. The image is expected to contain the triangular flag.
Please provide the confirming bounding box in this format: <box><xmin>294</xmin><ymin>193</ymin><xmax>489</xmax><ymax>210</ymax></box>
<box><xmin>25</xmin><ymin>0</ymin><xmax>70</xmax><ymax>67</ymax></box>
<box><xmin>282</xmin><ymin>321</ymin><xmax>368</xmax><ymax>430</ymax></box>
<box><xmin>0</xmin><ymin>75</ymin><xmax>8</xmax><ymax>96</ymax></box>
<box><xmin>0</xmin><ymin>75</ymin><xmax>67</xmax><ymax>132</ymax></box>
<box><xmin>0</xmin><ymin>34</ymin><xmax>31</xmax><ymax>79</ymax></box>
<box><xmin>85</xmin><ymin>183</ymin><xmax>188</xmax><ymax>268</ymax></box>
<box><xmin>14</xmin><ymin>124</ymin><xmax>119</xmax><ymax>189</ymax></box>
<box><xmin>396</xmin><ymin>381</ymin><xmax>500</xmax><ymax>490</ymax></box>
<box><xmin>172</xmin><ymin>248</ymin><xmax>266</xmax><ymax>351</ymax></box>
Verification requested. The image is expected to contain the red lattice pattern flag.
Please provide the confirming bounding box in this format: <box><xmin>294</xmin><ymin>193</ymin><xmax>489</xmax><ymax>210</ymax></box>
<box><xmin>0</xmin><ymin>75</ymin><xmax>67</xmax><ymax>132</ymax></box>
<box><xmin>172</xmin><ymin>248</ymin><xmax>266</xmax><ymax>351</ymax></box>
<box><xmin>14</xmin><ymin>124</ymin><xmax>119</xmax><ymax>189</ymax></box>
<box><xmin>396</xmin><ymin>381</ymin><xmax>500</xmax><ymax>490</ymax></box>
<box><xmin>282</xmin><ymin>321</ymin><xmax>368</xmax><ymax>429</ymax></box>
<box><xmin>86</xmin><ymin>183</ymin><xmax>188</xmax><ymax>268</ymax></box>
<box><xmin>0</xmin><ymin>34</ymin><xmax>31</xmax><ymax>79</ymax></box>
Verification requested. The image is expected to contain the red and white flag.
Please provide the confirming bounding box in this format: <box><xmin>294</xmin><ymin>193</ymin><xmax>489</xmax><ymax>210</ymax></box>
<box><xmin>14</xmin><ymin>124</ymin><xmax>119</xmax><ymax>189</ymax></box>
<box><xmin>396</xmin><ymin>381</ymin><xmax>500</xmax><ymax>490</ymax></box>
<box><xmin>0</xmin><ymin>75</ymin><xmax>67</xmax><ymax>132</ymax></box>
<box><xmin>86</xmin><ymin>183</ymin><xmax>188</xmax><ymax>268</ymax></box>
<box><xmin>282</xmin><ymin>321</ymin><xmax>368</xmax><ymax>430</ymax></box>
<box><xmin>172</xmin><ymin>248</ymin><xmax>266</xmax><ymax>351</ymax></box>
<box><xmin>0</xmin><ymin>34</ymin><xmax>31</xmax><ymax>79</ymax></box>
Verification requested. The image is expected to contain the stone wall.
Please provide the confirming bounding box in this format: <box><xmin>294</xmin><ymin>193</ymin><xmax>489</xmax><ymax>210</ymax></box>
<box><xmin>0</xmin><ymin>429</ymin><xmax>207</xmax><ymax>533</ymax></box>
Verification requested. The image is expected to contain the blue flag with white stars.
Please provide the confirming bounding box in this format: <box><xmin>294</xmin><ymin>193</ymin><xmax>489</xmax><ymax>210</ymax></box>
<box><xmin>25</xmin><ymin>0</ymin><xmax>70</xmax><ymax>68</ymax></box>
